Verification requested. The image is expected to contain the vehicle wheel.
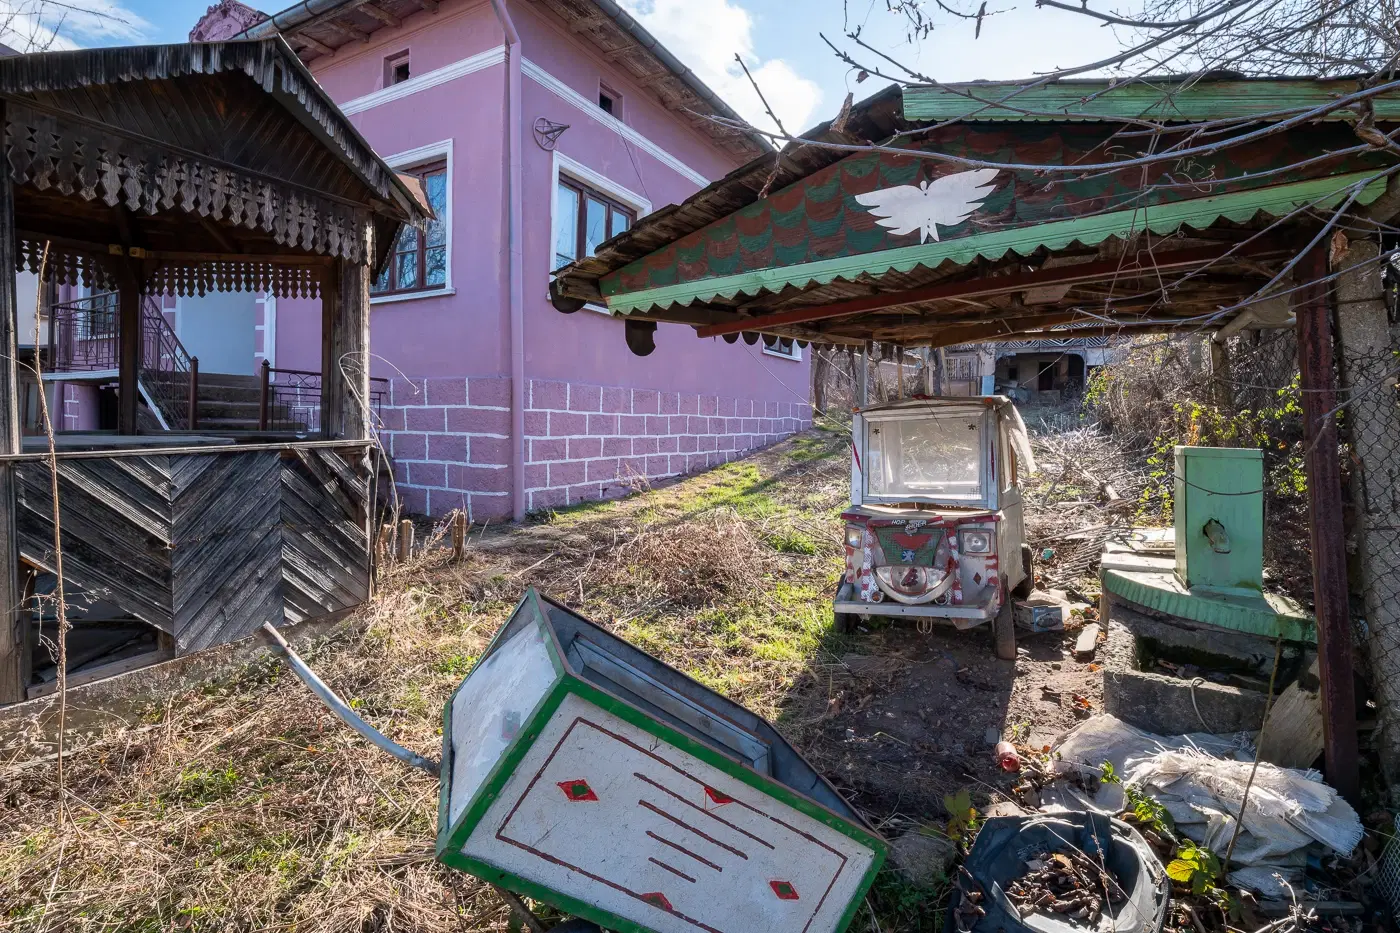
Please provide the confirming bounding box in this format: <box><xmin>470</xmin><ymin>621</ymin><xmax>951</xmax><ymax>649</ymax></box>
<box><xmin>1013</xmin><ymin>543</ymin><xmax>1035</xmax><ymax>599</ymax></box>
<box><xmin>551</xmin><ymin>921</ymin><xmax>603</xmax><ymax>933</ymax></box>
<box><xmin>993</xmin><ymin>598</ymin><xmax>1017</xmax><ymax>660</ymax></box>
<box><xmin>832</xmin><ymin>581</ymin><xmax>855</xmax><ymax>634</ymax></box>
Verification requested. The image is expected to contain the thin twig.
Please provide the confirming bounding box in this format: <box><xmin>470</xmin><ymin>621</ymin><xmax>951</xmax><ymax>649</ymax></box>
<box><xmin>1224</xmin><ymin>634</ymin><xmax>1284</xmax><ymax>875</ymax></box>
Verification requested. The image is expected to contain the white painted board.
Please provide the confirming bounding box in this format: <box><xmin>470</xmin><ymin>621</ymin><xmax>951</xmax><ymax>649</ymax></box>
<box><xmin>458</xmin><ymin>691</ymin><xmax>875</xmax><ymax>933</ymax></box>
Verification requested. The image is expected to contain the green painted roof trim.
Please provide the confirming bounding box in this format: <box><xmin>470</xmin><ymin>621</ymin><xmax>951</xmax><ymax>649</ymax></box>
<box><xmin>902</xmin><ymin>79</ymin><xmax>1400</xmax><ymax>123</ymax></box>
<box><xmin>604</xmin><ymin>170</ymin><xmax>1388</xmax><ymax>315</ymax></box>
<box><xmin>1103</xmin><ymin>568</ymin><xmax>1315</xmax><ymax>644</ymax></box>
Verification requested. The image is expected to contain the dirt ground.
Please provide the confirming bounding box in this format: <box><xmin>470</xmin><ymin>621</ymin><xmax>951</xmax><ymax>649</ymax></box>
<box><xmin>784</xmin><ymin>617</ymin><xmax>1102</xmax><ymax>828</ymax></box>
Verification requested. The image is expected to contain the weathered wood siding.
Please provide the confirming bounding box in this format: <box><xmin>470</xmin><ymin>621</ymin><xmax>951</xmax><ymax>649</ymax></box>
<box><xmin>14</xmin><ymin>443</ymin><xmax>370</xmax><ymax>653</ymax></box>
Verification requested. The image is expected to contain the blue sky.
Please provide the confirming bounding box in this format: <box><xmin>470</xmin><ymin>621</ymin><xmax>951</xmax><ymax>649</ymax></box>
<box><xmin>22</xmin><ymin>0</ymin><xmax>1129</xmax><ymax>132</ymax></box>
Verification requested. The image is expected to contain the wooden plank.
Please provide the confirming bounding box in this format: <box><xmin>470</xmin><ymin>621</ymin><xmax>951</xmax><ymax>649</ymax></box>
<box><xmin>117</xmin><ymin>266</ymin><xmax>141</xmax><ymax>435</ymax></box>
<box><xmin>1257</xmin><ymin>657</ymin><xmax>1324</xmax><ymax>769</ymax></box>
<box><xmin>693</xmin><ymin>244</ymin><xmax>1273</xmax><ymax>339</ymax></box>
<box><xmin>25</xmin><ymin>645</ymin><xmax>174</xmax><ymax>698</ymax></box>
<box><xmin>0</xmin><ymin>98</ymin><xmax>23</xmax><ymax>703</ymax></box>
<box><xmin>1296</xmin><ymin>248</ymin><xmax>1359</xmax><ymax>801</ymax></box>
<box><xmin>1074</xmin><ymin>623</ymin><xmax>1100</xmax><ymax>661</ymax></box>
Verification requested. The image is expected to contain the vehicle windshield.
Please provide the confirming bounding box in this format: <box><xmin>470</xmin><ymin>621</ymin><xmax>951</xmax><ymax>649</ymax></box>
<box><xmin>865</xmin><ymin>414</ymin><xmax>984</xmax><ymax>501</ymax></box>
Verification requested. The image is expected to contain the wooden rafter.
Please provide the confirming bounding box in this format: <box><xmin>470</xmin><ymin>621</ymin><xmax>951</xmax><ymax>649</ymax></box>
<box><xmin>417</xmin><ymin>0</ymin><xmax>438</xmax><ymax>10</ymax></box>
<box><xmin>693</xmin><ymin>242</ymin><xmax>1280</xmax><ymax>338</ymax></box>
<box><xmin>604</xmin><ymin>44</ymin><xmax>639</xmax><ymax>61</ymax></box>
<box><xmin>359</xmin><ymin>3</ymin><xmax>401</xmax><ymax>27</ymax></box>
<box><xmin>292</xmin><ymin>33</ymin><xmax>335</xmax><ymax>57</ymax></box>
<box><xmin>323</xmin><ymin>17</ymin><xmax>370</xmax><ymax>42</ymax></box>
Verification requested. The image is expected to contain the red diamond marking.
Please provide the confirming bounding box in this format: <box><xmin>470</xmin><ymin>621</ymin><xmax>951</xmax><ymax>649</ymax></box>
<box><xmin>973</xmin><ymin>572</ymin><xmax>983</xmax><ymax>585</ymax></box>
<box><xmin>704</xmin><ymin>786</ymin><xmax>733</xmax><ymax>805</ymax></box>
<box><xmin>771</xmin><ymin>880</ymin><xmax>800</xmax><ymax>901</ymax></box>
<box><xmin>641</xmin><ymin>892</ymin><xmax>673</xmax><ymax>911</ymax></box>
<box><xmin>557</xmin><ymin>779</ymin><xmax>598</xmax><ymax>802</ymax></box>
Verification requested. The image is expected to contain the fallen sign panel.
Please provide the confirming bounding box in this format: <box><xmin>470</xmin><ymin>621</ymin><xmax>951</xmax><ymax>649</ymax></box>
<box><xmin>436</xmin><ymin>589</ymin><xmax>886</xmax><ymax>933</ymax></box>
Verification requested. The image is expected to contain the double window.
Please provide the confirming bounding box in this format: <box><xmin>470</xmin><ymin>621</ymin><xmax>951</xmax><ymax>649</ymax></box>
<box><xmin>374</xmin><ymin>160</ymin><xmax>448</xmax><ymax>296</ymax></box>
<box><xmin>553</xmin><ymin>176</ymin><xmax>635</xmax><ymax>271</ymax></box>
<box><xmin>763</xmin><ymin>337</ymin><xmax>801</xmax><ymax>361</ymax></box>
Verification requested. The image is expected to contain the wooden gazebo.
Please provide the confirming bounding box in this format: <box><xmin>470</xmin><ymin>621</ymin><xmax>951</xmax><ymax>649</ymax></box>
<box><xmin>0</xmin><ymin>41</ymin><xmax>429</xmax><ymax>703</ymax></box>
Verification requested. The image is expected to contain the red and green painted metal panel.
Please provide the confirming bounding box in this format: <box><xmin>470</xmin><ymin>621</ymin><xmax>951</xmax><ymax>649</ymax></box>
<box><xmin>437</xmin><ymin>590</ymin><xmax>886</xmax><ymax>933</ymax></box>
<box><xmin>598</xmin><ymin>122</ymin><xmax>1392</xmax><ymax>314</ymax></box>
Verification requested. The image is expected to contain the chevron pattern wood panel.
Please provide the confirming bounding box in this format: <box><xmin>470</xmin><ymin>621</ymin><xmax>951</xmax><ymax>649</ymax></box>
<box><xmin>171</xmin><ymin>451</ymin><xmax>285</xmax><ymax>653</ymax></box>
<box><xmin>14</xmin><ymin>443</ymin><xmax>371</xmax><ymax>655</ymax></box>
<box><xmin>16</xmin><ymin>456</ymin><xmax>175</xmax><ymax>632</ymax></box>
<box><xmin>281</xmin><ymin>447</ymin><xmax>370</xmax><ymax>624</ymax></box>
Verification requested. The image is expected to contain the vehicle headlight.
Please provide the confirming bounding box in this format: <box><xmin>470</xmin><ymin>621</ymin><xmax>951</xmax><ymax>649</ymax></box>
<box><xmin>845</xmin><ymin>525</ymin><xmax>865</xmax><ymax>548</ymax></box>
<box><xmin>961</xmin><ymin>530</ymin><xmax>992</xmax><ymax>554</ymax></box>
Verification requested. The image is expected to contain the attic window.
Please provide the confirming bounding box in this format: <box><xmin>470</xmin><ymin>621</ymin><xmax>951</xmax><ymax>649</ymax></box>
<box><xmin>598</xmin><ymin>85</ymin><xmax>621</xmax><ymax>117</ymax></box>
<box><xmin>385</xmin><ymin>51</ymin><xmax>410</xmax><ymax>86</ymax></box>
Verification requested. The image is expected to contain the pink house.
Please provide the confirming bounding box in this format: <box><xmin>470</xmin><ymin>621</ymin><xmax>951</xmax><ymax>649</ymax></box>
<box><xmin>182</xmin><ymin>0</ymin><xmax>814</xmax><ymax>521</ymax></box>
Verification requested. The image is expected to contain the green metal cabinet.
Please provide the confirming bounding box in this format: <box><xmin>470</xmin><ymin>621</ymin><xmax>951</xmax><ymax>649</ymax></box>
<box><xmin>1173</xmin><ymin>446</ymin><xmax>1264</xmax><ymax>594</ymax></box>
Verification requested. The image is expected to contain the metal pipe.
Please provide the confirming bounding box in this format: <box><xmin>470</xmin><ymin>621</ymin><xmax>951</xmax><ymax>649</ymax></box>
<box><xmin>259</xmin><ymin>622</ymin><xmax>440</xmax><ymax>776</ymax></box>
<box><xmin>489</xmin><ymin>0</ymin><xmax>526</xmax><ymax>523</ymax></box>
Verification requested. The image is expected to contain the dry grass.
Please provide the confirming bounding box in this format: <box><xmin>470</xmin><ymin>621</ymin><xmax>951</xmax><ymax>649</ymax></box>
<box><xmin>0</xmin><ymin>429</ymin><xmax>854</xmax><ymax>932</ymax></box>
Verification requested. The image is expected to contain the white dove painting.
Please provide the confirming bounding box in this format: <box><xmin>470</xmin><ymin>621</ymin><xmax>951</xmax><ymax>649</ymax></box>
<box><xmin>853</xmin><ymin>168</ymin><xmax>1001</xmax><ymax>243</ymax></box>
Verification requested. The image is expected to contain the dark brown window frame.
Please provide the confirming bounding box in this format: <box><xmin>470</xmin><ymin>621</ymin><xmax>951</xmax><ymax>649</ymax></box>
<box><xmin>373</xmin><ymin>159</ymin><xmax>447</xmax><ymax>297</ymax></box>
<box><xmin>384</xmin><ymin>50</ymin><xmax>411</xmax><ymax>87</ymax></box>
<box><xmin>555</xmin><ymin>175</ymin><xmax>636</xmax><ymax>270</ymax></box>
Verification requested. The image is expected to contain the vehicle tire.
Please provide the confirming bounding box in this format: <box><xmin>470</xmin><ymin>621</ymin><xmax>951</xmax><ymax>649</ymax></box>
<box><xmin>1013</xmin><ymin>543</ymin><xmax>1035</xmax><ymax>599</ymax></box>
<box><xmin>993</xmin><ymin>597</ymin><xmax>1017</xmax><ymax>660</ymax></box>
<box><xmin>832</xmin><ymin>581</ymin><xmax>855</xmax><ymax>634</ymax></box>
<box><xmin>551</xmin><ymin>921</ymin><xmax>603</xmax><ymax>933</ymax></box>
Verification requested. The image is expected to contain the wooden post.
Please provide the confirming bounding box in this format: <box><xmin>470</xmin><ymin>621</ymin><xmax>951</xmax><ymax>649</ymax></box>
<box><xmin>321</xmin><ymin>245</ymin><xmax>372</xmax><ymax>441</ymax></box>
<box><xmin>1332</xmin><ymin>235</ymin><xmax>1400</xmax><ymax>783</ymax></box>
<box><xmin>258</xmin><ymin>357</ymin><xmax>271</xmax><ymax>431</ymax></box>
<box><xmin>0</xmin><ymin>101</ymin><xmax>24</xmax><ymax>703</ymax></box>
<box><xmin>859</xmin><ymin>340</ymin><xmax>871</xmax><ymax>408</ymax></box>
<box><xmin>116</xmin><ymin>266</ymin><xmax>141</xmax><ymax>435</ymax></box>
<box><xmin>187</xmin><ymin>356</ymin><xmax>199</xmax><ymax>430</ymax></box>
<box><xmin>397</xmin><ymin>518</ymin><xmax>414</xmax><ymax>562</ymax></box>
<box><xmin>451</xmin><ymin>511</ymin><xmax>466</xmax><ymax>561</ymax></box>
<box><xmin>1295</xmin><ymin>245</ymin><xmax>1359</xmax><ymax>800</ymax></box>
<box><xmin>895</xmin><ymin>346</ymin><xmax>905</xmax><ymax>400</ymax></box>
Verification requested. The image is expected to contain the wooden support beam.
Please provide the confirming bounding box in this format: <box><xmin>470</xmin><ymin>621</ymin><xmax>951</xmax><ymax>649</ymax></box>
<box><xmin>694</xmin><ymin>243</ymin><xmax>1277</xmax><ymax>339</ymax></box>
<box><xmin>324</xmin><ymin>17</ymin><xmax>370</xmax><ymax>42</ymax></box>
<box><xmin>293</xmin><ymin>33</ymin><xmax>336</xmax><ymax>57</ymax></box>
<box><xmin>321</xmin><ymin>232</ymin><xmax>371</xmax><ymax>442</ymax></box>
<box><xmin>360</xmin><ymin>2</ymin><xmax>400</xmax><ymax>27</ymax></box>
<box><xmin>416</xmin><ymin>0</ymin><xmax>438</xmax><ymax>10</ymax></box>
<box><xmin>0</xmin><ymin>98</ymin><xmax>23</xmax><ymax>703</ymax></box>
<box><xmin>1295</xmin><ymin>244</ymin><xmax>1359</xmax><ymax>801</ymax></box>
<box><xmin>117</xmin><ymin>266</ymin><xmax>141</xmax><ymax>435</ymax></box>
<box><xmin>604</xmin><ymin>44</ymin><xmax>639</xmax><ymax>61</ymax></box>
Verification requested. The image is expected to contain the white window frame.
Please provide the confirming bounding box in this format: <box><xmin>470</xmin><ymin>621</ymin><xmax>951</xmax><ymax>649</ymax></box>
<box><xmin>550</xmin><ymin>150</ymin><xmax>651</xmax><ymax>315</ymax></box>
<box><xmin>762</xmin><ymin>337</ymin><xmax>803</xmax><ymax>362</ymax></box>
<box><xmin>372</xmin><ymin>138</ymin><xmax>455</xmax><ymax>306</ymax></box>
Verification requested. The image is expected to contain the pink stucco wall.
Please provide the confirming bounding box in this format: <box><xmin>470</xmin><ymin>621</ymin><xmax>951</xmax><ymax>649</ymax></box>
<box><xmin>206</xmin><ymin>0</ymin><xmax>811</xmax><ymax>519</ymax></box>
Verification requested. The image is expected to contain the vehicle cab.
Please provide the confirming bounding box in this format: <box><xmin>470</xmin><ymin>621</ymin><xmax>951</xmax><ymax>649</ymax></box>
<box><xmin>834</xmin><ymin>397</ymin><xmax>1035</xmax><ymax>659</ymax></box>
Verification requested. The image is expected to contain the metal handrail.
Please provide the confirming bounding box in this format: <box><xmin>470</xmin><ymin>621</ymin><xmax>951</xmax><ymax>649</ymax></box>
<box><xmin>259</xmin><ymin>361</ymin><xmax>389</xmax><ymax>433</ymax></box>
<box><xmin>45</xmin><ymin>291</ymin><xmax>201</xmax><ymax>430</ymax></box>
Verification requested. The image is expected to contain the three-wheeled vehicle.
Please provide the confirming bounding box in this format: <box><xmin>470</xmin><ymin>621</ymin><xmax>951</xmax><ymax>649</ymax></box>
<box><xmin>834</xmin><ymin>397</ymin><xmax>1037</xmax><ymax>659</ymax></box>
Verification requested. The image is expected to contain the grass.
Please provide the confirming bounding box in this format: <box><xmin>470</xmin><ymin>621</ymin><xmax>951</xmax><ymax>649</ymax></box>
<box><xmin>0</xmin><ymin>429</ymin><xmax>940</xmax><ymax>932</ymax></box>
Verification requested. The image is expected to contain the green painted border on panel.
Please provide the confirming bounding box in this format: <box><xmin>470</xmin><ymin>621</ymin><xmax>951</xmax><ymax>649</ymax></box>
<box><xmin>436</xmin><ymin>673</ymin><xmax>885</xmax><ymax>933</ymax></box>
<box><xmin>903</xmin><ymin>80</ymin><xmax>1400</xmax><ymax>123</ymax></box>
<box><xmin>1102</xmin><ymin>568</ymin><xmax>1316</xmax><ymax>643</ymax></box>
<box><xmin>602</xmin><ymin>170</ymin><xmax>1388</xmax><ymax>314</ymax></box>
<box><xmin>436</xmin><ymin>592</ymin><xmax>569</xmax><ymax>860</ymax></box>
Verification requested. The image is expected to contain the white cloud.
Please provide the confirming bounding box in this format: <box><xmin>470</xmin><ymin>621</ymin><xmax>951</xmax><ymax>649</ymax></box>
<box><xmin>0</xmin><ymin>0</ymin><xmax>152</xmax><ymax>53</ymax></box>
<box><xmin>620</xmin><ymin>0</ymin><xmax>823</xmax><ymax>135</ymax></box>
